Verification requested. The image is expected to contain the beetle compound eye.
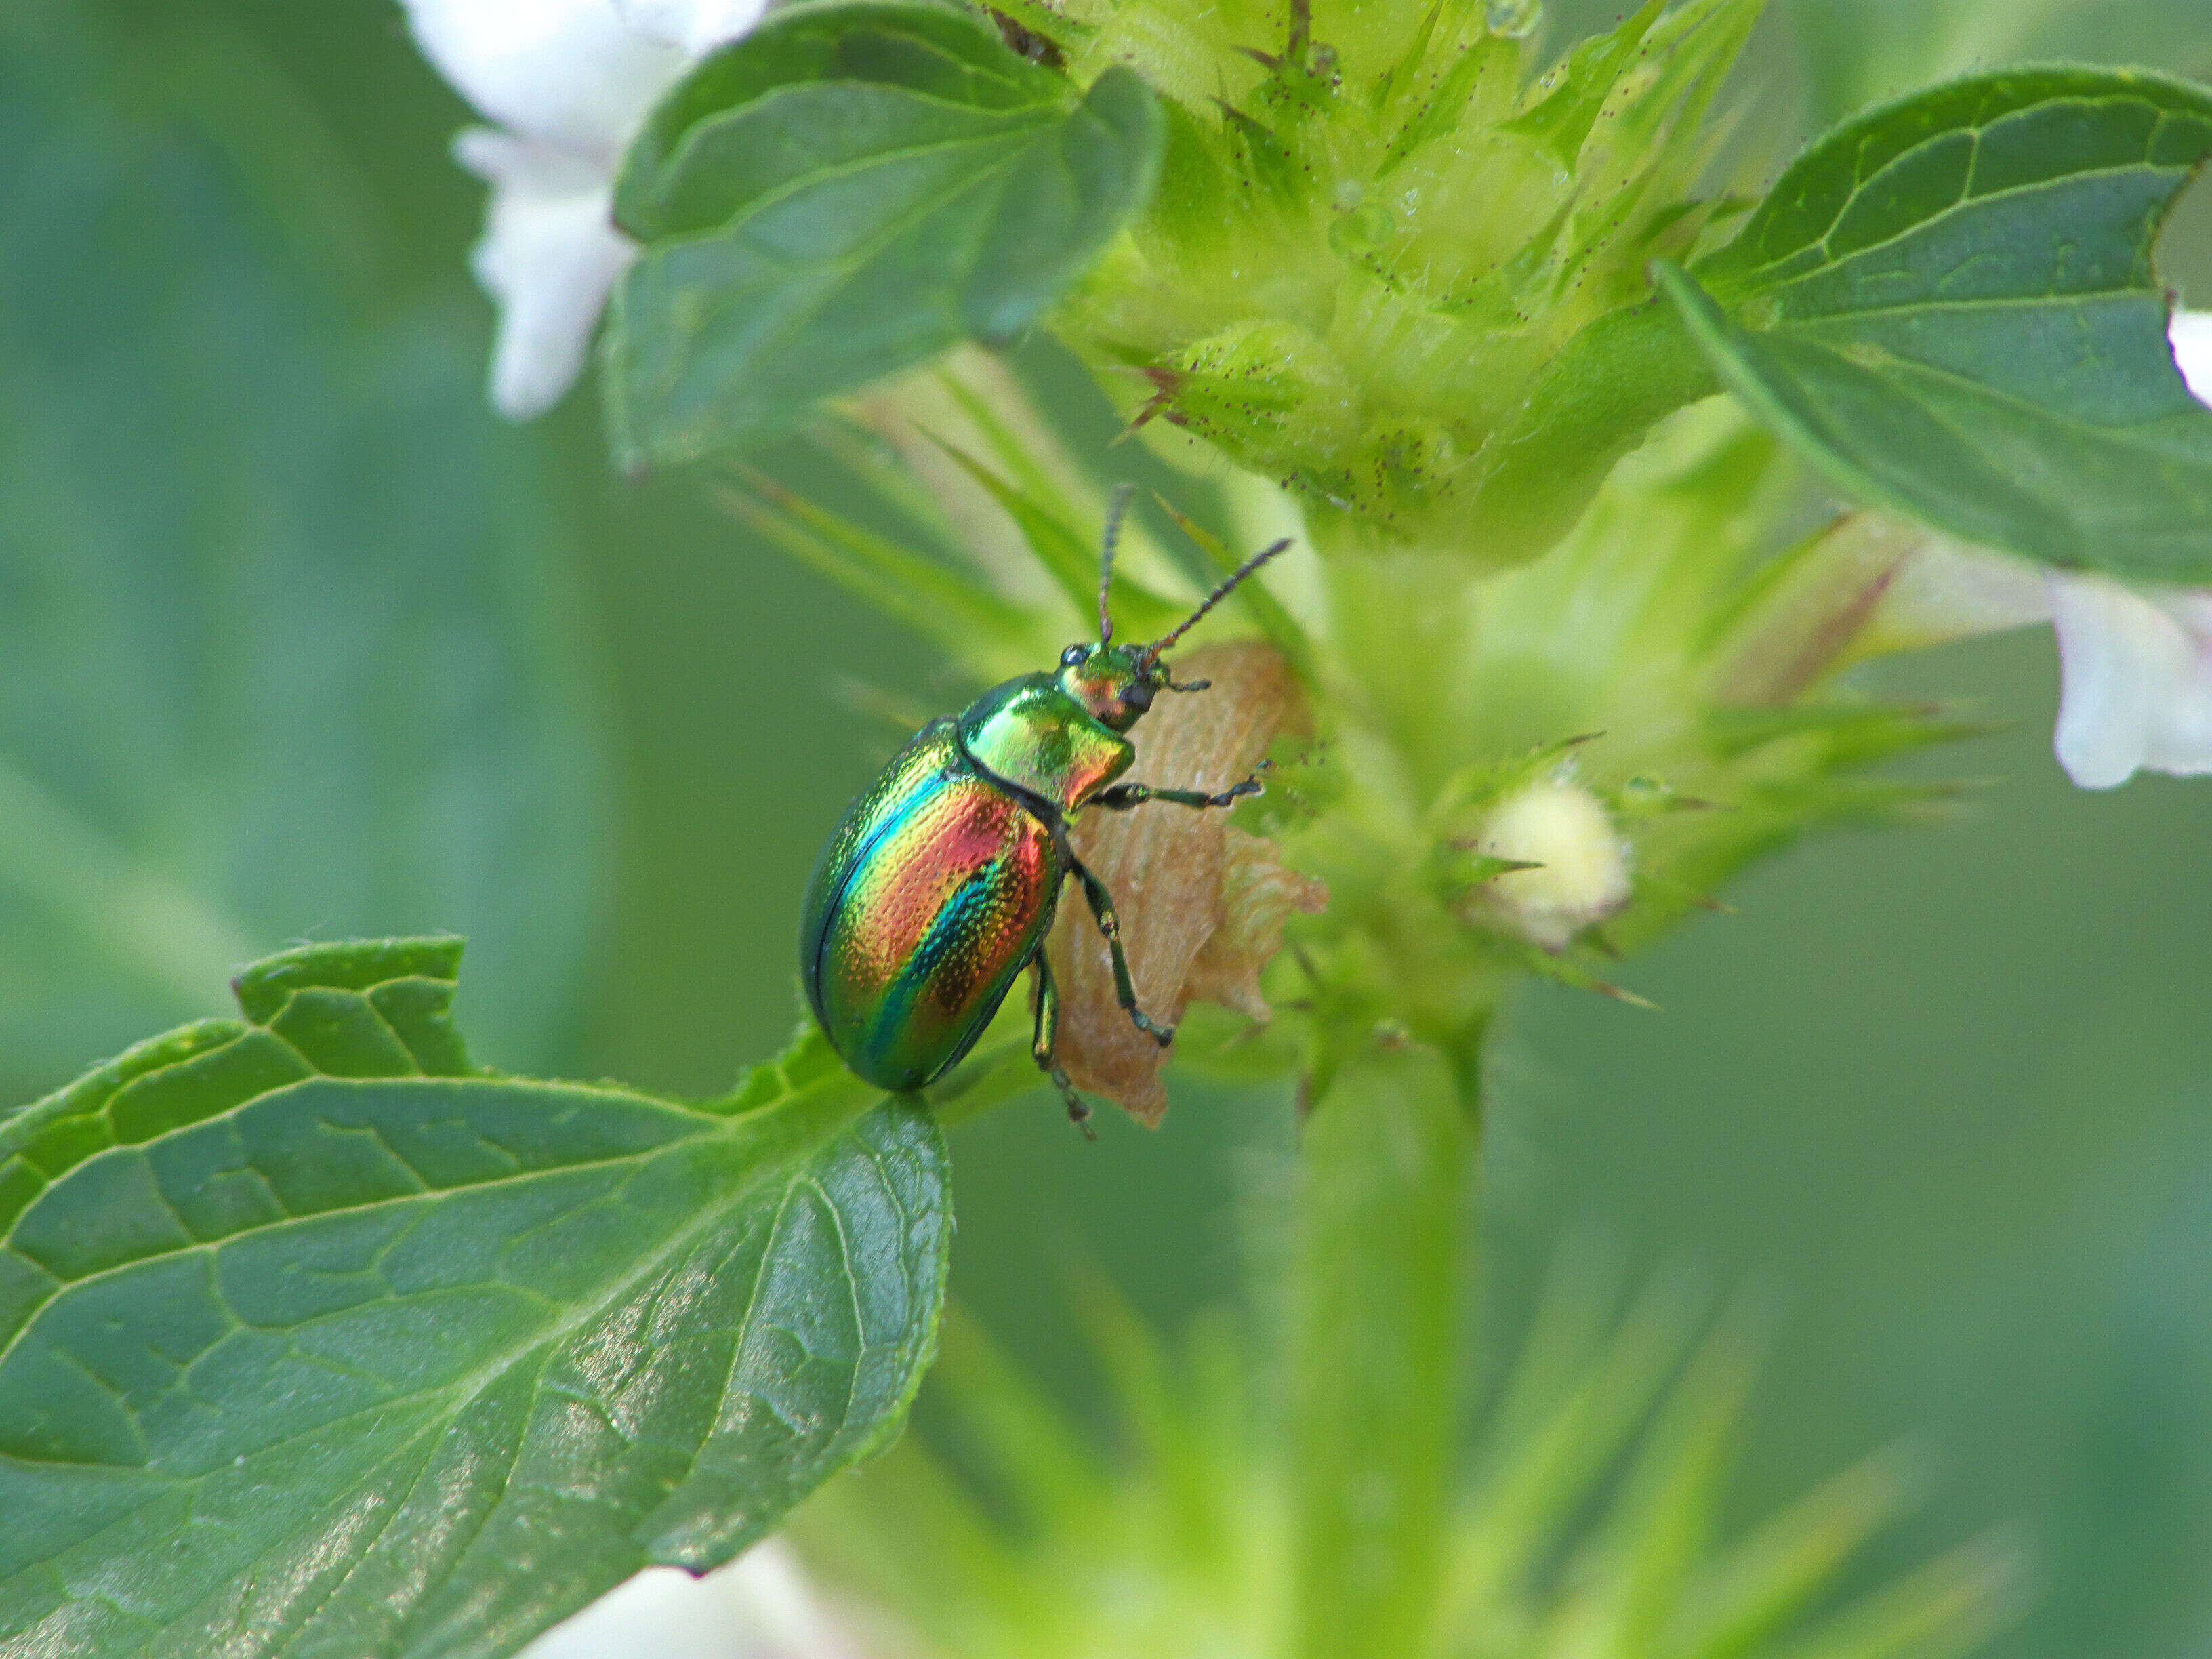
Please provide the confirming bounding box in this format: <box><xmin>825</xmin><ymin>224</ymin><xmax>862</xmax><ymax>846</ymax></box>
<box><xmin>1060</xmin><ymin>644</ymin><xmax>1087</xmax><ymax>668</ymax></box>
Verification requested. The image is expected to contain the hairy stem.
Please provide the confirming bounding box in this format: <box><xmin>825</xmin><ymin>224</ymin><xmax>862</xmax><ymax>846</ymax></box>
<box><xmin>1291</xmin><ymin>1029</ymin><xmax>1475</xmax><ymax>1659</ymax></box>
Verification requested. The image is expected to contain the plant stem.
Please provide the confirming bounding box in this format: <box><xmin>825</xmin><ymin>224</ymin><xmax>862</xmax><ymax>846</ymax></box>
<box><xmin>1290</xmin><ymin>1028</ymin><xmax>1475</xmax><ymax>1659</ymax></box>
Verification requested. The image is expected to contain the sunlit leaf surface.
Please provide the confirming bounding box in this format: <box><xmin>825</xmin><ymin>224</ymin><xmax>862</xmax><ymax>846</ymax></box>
<box><xmin>0</xmin><ymin>941</ymin><xmax>949</xmax><ymax>1659</ymax></box>
<box><xmin>1660</xmin><ymin>68</ymin><xmax>2212</xmax><ymax>583</ymax></box>
<box><xmin>604</xmin><ymin>1</ymin><xmax>1163</xmax><ymax>467</ymax></box>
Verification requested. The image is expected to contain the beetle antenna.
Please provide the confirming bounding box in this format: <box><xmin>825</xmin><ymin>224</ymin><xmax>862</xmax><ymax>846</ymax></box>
<box><xmin>1098</xmin><ymin>484</ymin><xmax>1133</xmax><ymax>645</ymax></box>
<box><xmin>1141</xmin><ymin>537</ymin><xmax>1290</xmax><ymax>667</ymax></box>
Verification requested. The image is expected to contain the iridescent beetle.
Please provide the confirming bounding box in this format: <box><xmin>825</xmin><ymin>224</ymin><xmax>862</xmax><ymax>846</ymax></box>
<box><xmin>799</xmin><ymin>492</ymin><xmax>1289</xmax><ymax>1130</ymax></box>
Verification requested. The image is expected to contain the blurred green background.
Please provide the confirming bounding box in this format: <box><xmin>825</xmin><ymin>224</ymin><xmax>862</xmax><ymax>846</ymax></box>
<box><xmin>12</xmin><ymin>1</ymin><xmax>2212</xmax><ymax>1654</ymax></box>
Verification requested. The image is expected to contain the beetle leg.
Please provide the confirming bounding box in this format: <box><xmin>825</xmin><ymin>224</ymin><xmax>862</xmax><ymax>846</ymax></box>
<box><xmin>1029</xmin><ymin>951</ymin><xmax>1093</xmax><ymax>1138</ymax></box>
<box><xmin>1068</xmin><ymin>855</ymin><xmax>1175</xmax><ymax>1048</ymax></box>
<box><xmin>1095</xmin><ymin>762</ymin><xmax>1269</xmax><ymax>813</ymax></box>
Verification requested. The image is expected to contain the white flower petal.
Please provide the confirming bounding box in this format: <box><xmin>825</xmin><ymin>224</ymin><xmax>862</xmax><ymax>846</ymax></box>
<box><xmin>518</xmin><ymin>1543</ymin><xmax>859</xmax><ymax>1659</ymax></box>
<box><xmin>1870</xmin><ymin>533</ymin><xmax>2053</xmax><ymax>649</ymax></box>
<box><xmin>615</xmin><ymin>0</ymin><xmax>772</xmax><ymax>54</ymax></box>
<box><xmin>455</xmin><ymin>129</ymin><xmax>636</xmax><ymax>420</ymax></box>
<box><xmin>2049</xmin><ymin>571</ymin><xmax>2212</xmax><ymax>788</ymax></box>
<box><xmin>2139</xmin><ymin>607</ymin><xmax>2212</xmax><ymax>773</ymax></box>
<box><xmin>2171</xmin><ymin>308</ymin><xmax>2212</xmax><ymax>408</ymax></box>
<box><xmin>403</xmin><ymin>0</ymin><xmax>684</xmax><ymax>157</ymax></box>
<box><xmin>405</xmin><ymin>0</ymin><xmax>778</xmax><ymax>418</ymax></box>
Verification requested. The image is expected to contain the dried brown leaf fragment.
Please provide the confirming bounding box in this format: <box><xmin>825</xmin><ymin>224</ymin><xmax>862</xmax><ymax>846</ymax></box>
<box><xmin>1047</xmin><ymin>642</ymin><xmax>1326</xmax><ymax>1125</ymax></box>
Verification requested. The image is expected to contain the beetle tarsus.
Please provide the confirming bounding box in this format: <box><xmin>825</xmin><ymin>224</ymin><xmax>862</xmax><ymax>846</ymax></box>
<box><xmin>1057</xmin><ymin>1069</ymin><xmax>1097</xmax><ymax>1138</ymax></box>
<box><xmin>1221</xmin><ymin>766</ymin><xmax>1269</xmax><ymax>804</ymax></box>
<box><xmin>1031</xmin><ymin>951</ymin><xmax>1099</xmax><ymax>1135</ymax></box>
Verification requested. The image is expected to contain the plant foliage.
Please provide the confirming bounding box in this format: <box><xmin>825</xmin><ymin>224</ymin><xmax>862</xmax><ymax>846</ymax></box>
<box><xmin>796</xmin><ymin>1261</ymin><xmax>2022</xmax><ymax>1659</ymax></box>
<box><xmin>1662</xmin><ymin>68</ymin><xmax>2212</xmax><ymax>583</ymax></box>
<box><xmin>604</xmin><ymin>0</ymin><xmax>1164</xmax><ymax>468</ymax></box>
<box><xmin>0</xmin><ymin>941</ymin><xmax>949</xmax><ymax>1659</ymax></box>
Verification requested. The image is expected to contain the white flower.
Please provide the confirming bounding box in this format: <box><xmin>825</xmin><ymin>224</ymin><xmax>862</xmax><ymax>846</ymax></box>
<box><xmin>2036</xmin><ymin>307</ymin><xmax>2212</xmax><ymax>788</ymax></box>
<box><xmin>1871</xmin><ymin>308</ymin><xmax>2212</xmax><ymax>790</ymax></box>
<box><xmin>402</xmin><ymin>0</ymin><xmax>768</xmax><ymax>418</ymax></box>
<box><xmin>517</xmin><ymin>1540</ymin><xmax>864</xmax><ymax>1659</ymax></box>
<box><xmin>450</xmin><ymin>129</ymin><xmax>639</xmax><ymax>420</ymax></box>
<box><xmin>2045</xmin><ymin>572</ymin><xmax>2212</xmax><ymax>788</ymax></box>
<box><xmin>2171</xmin><ymin>308</ymin><xmax>2212</xmax><ymax>405</ymax></box>
<box><xmin>619</xmin><ymin>0</ymin><xmax>775</xmax><ymax>54</ymax></box>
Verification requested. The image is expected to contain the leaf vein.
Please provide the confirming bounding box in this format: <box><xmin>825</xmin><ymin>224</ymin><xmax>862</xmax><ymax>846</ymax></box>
<box><xmin>1742</xmin><ymin>155</ymin><xmax>2186</xmax><ymax>291</ymax></box>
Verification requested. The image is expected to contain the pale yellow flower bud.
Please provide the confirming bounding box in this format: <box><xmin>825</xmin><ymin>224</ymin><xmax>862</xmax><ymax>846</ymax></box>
<box><xmin>1475</xmin><ymin>780</ymin><xmax>1631</xmax><ymax>950</ymax></box>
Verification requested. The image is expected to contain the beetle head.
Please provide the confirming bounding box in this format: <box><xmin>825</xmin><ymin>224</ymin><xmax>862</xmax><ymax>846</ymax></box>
<box><xmin>1073</xmin><ymin>485</ymin><xmax>1292</xmax><ymax>731</ymax></box>
<box><xmin>1057</xmin><ymin>640</ymin><xmax>1168</xmax><ymax>731</ymax></box>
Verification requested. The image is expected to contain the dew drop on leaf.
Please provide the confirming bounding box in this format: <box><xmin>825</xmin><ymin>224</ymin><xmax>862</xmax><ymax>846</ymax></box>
<box><xmin>1485</xmin><ymin>0</ymin><xmax>1542</xmax><ymax>39</ymax></box>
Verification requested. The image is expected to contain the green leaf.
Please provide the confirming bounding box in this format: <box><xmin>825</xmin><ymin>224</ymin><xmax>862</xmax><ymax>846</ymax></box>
<box><xmin>0</xmin><ymin>940</ymin><xmax>949</xmax><ymax>1659</ymax></box>
<box><xmin>0</xmin><ymin>12</ymin><xmax>609</xmax><ymax>1092</ymax></box>
<box><xmin>604</xmin><ymin>1</ymin><xmax>1164</xmax><ymax>468</ymax></box>
<box><xmin>1664</xmin><ymin>1452</ymin><xmax>1919</xmax><ymax>1659</ymax></box>
<box><xmin>1659</xmin><ymin>67</ymin><xmax>2212</xmax><ymax>583</ymax></box>
<box><xmin>1500</xmin><ymin>0</ymin><xmax>1666</xmax><ymax>167</ymax></box>
<box><xmin>918</xmin><ymin>434</ymin><xmax>1181</xmax><ymax>639</ymax></box>
<box><xmin>1459</xmin><ymin>298</ymin><xmax>1720</xmax><ymax>563</ymax></box>
<box><xmin>615</xmin><ymin>1</ymin><xmax>1054</xmax><ymax>242</ymax></box>
<box><xmin>796</xmin><ymin>1247</ymin><xmax>2013</xmax><ymax>1659</ymax></box>
<box><xmin>720</xmin><ymin>470</ymin><xmax>1040</xmax><ymax>662</ymax></box>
